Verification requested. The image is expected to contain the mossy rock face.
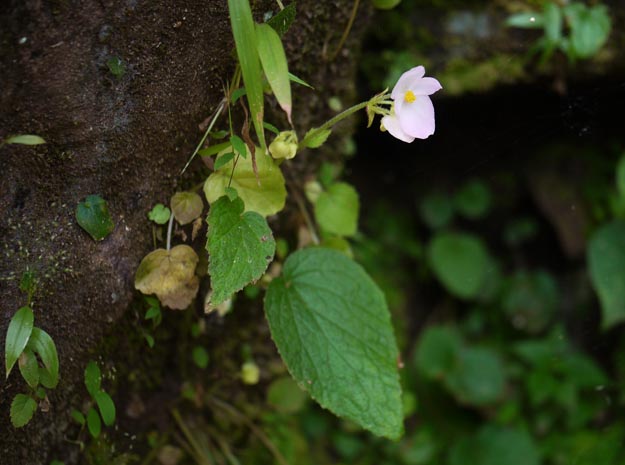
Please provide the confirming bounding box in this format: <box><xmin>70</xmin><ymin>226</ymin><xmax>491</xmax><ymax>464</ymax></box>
<box><xmin>0</xmin><ymin>1</ymin><xmax>369</xmax><ymax>462</ymax></box>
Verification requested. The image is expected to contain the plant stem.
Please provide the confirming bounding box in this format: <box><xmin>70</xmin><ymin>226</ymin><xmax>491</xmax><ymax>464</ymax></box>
<box><xmin>166</xmin><ymin>213</ymin><xmax>174</xmax><ymax>251</ymax></box>
<box><xmin>328</xmin><ymin>0</ymin><xmax>360</xmax><ymax>61</ymax></box>
<box><xmin>181</xmin><ymin>99</ymin><xmax>226</xmax><ymax>175</ymax></box>
<box><xmin>298</xmin><ymin>99</ymin><xmax>370</xmax><ymax>149</ymax></box>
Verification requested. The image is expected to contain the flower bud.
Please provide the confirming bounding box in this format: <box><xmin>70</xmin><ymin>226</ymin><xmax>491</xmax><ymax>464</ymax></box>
<box><xmin>241</xmin><ymin>361</ymin><xmax>260</xmax><ymax>385</ymax></box>
<box><xmin>269</xmin><ymin>130</ymin><xmax>298</xmax><ymax>160</ymax></box>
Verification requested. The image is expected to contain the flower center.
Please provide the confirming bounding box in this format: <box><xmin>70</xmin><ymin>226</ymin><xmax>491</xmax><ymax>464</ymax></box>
<box><xmin>404</xmin><ymin>90</ymin><xmax>416</xmax><ymax>103</ymax></box>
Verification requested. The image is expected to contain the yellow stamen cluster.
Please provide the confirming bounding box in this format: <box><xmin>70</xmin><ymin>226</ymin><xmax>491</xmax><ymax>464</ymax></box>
<box><xmin>404</xmin><ymin>90</ymin><xmax>416</xmax><ymax>103</ymax></box>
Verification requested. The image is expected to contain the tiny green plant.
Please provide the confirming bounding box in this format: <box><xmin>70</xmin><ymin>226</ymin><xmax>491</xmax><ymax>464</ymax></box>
<box><xmin>134</xmin><ymin>0</ymin><xmax>443</xmax><ymax>440</ymax></box>
<box><xmin>506</xmin><ymin>1</ymin><xmax>611</xmax><ymax>63</ymax></box>
<box><xmin>106</xmin><ymin>56</ymin><xmax>125</xmax><ymax>78</ymax></box>
<box><xmin>0</xmin><ymin>134</ymin><xmax>46</xmax><ymax>147</ymax></box>
<box><xmin>71</xmin><ymin>361</ymin><xmax>116</xmax><ymax>439</ymax></box>
<box><xmin>76</xmin><ymin>195</ymin><xmax>115</xmax><ymax>241</ymax></box>
<box><xmin>6</xmin><ymin>271</ymin><xmax>60</xmax><ymax>428</ymax></box>
<box><xmin>140</xmin><ymin>296</ymin><xmax>162</xmax><ymax>348</ymax></box>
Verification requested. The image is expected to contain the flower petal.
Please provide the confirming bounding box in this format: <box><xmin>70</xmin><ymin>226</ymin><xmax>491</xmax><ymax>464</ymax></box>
<box><xmin>381</xmin><ymin>115</ymin><xmax>415</xmax><ymax>143</ymax></box>
<box><xmin>410</xmin><ymin>77</ymin><xmax>442</xmax><ymax>96</ymax></box>
<box><xmin>391</xmin><ymin>66</ymin><xmax>425</xmax><ymax>100</ymax></box>
<box><xmin>397</xmin><ymin>96</ymin><xmax>436</xmax><ymax>139</ymax></box>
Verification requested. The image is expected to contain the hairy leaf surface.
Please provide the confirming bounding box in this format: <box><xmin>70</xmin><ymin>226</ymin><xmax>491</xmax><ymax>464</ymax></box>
<box><xmin>207</xmin><ymin>195</ymin><xmax>275</xmax><ymax>304</ymax></box>
<box><xmin>265</xmin><ymin>248</ymin><xmax>403</xmax><ymax>439</ymax></box>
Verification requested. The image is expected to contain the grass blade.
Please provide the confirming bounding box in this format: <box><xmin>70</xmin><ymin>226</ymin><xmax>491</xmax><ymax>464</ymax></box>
<box><xmin>256</xmin><ymin>23</ymin><xmax>292</xmax><ymax>125</ymax></box>
<box><xmin>228</xmin><ymin>0</ymin><xmax>266</xmax><ymax>151</ymax></box>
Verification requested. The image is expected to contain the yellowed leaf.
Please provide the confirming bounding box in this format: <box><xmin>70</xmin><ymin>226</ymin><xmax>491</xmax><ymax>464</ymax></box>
<box><xmin>134</xmin><ymin>245</ymin><xmax>199</xmax><ymax>310</ymax></box>
<box><xmin>171</xmin><ymin>192</ymin><xmax>204</xmax><ymax>225</ymax></box>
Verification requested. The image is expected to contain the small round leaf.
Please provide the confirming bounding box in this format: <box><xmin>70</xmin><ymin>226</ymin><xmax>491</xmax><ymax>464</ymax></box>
<box><xmin>171</xmin><ymin>192</ymin><xmax>203</xmax><ymax>225</ymax></box>
<box><xmin>76</xmin><ymin>195</ymin><xmax>115</xmax><ymax>241</ymax></box>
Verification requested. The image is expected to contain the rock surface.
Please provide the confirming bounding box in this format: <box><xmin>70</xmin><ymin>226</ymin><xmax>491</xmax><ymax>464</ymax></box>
<box><xmin>0</xmin><ymin>0</ymin><xmax>368</xmax><ymax>462</ymax></box>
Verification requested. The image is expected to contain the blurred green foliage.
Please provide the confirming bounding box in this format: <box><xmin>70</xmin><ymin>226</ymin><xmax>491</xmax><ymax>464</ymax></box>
<box><xmin>233</xmin><ymin>145</ymin><xmax>625</xmax><ymax>465</ymax></box>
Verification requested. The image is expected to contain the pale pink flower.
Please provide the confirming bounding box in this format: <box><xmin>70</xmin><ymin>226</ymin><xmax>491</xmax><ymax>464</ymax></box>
<box><xmin>382</xmin><ymin>66</ymin><xmax>442</xmax><ymax>142</ymax></box>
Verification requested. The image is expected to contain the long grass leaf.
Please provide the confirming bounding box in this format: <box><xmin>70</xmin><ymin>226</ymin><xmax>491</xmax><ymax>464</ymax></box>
<box><xmin>256</xmin><ymin>23</ymin><xmax>292</xmax><ymax>125</ymax></box>
<box><xmin>228</xmin><ymin>0</ymin><xmax>266</xmax><ymax>151</ymax></box>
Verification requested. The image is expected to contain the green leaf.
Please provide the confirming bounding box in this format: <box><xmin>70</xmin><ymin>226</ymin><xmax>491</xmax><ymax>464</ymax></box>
<box><xmin>94</xmin><ymin>390</ymin><xmax>116</xmax><ymax>426</ymax></box>
<box><xmin>192</xmin><ymin>346</ymin><xmax>210</xmax><ymax>369</ymax></box>
<box><xmin>84</xmin><ymin>361</ymin><xmax>102</xmax><ymax>398</ymax></box>
<box><xmin>18</xmin><ymin>348</ymin><xmax>40</xmax><ymax>389</ymax></box>
<box><xmin>267</xmin><ymin>2</ymin><xmax>296</xmax><ymax>36</ymax></box>
<box><xmin>225</xmin><ymin>186</ymin><xmax>238</xmax><ymax>201</ymax></box>
<box><xmin>4</xmin><ymin>134</ymin><xmax>46</xmax><ymax>145</ymax></box>
<box><xmin>228</xmin><ymin>0</ymin><xmax>266</xmax><ymax>150</ymax></box>
<box><xmin>143</xmin><ymin>333</ymin><xmax>155</xmax><ymax>348</ymax></box>
<box><xmin>616</xmin><ymin>153</ymin><xmax>625</xmax><ymax>197</ymax></box>
<box><xmin>565</xmin><ymin>3</ymin><xmax>610</xmax><ymax>59</ymax></box>
<box><xmin>230</xmin><ymin>135</ymin><xmax>248</xmax><ymax>159</ymax></box>
<box><xmin>230</xmin><ymin>87</ymin><xmax>247</xmax><ymax>105</ymax></box>
<box><xmin>26</xmin><ymin>328</ymin><xmax>59</xmax><ymax>389</ymax></box>
<box><xmin>414</xmin><ymin>326</ymin><xmax>462</xmax><ymax>379</ymax></box>
<box><xmin>198</xmin><ymin>141</ymin><xmax>231</xmax><ymax>158</ymax></box>
<box><xmin>71</xmin><ymin>409</ymin><xmax>86</xmax><ymax>425</ymax></box>
<box><xmin>303</xmin><ymin>128</ymin><xmax>331</xmax><ymax>148</ymax></box>
<box><xmin>289</xmin><ymin>72</ymin><xmax>314</xmax><ymax>89</ymax></box>
<box><xmin>502</xmin><ymin>271</ymin><xmax>558</xmax><ymax>334</ymax></box>
<box><xmin>76</xmin><ymin>195</ymin><xmax>115</xmax><ymax>241</ymax></box>
<box><xmin>543</xmin><ymin>2</ymin><xmax>563</xmax><ymax>44</ymax></box>
<box><xmin>314</xmin><ymin>182</ymin><xmax>360</xmax><ymax>237</ymax></box>
<box><xmin>207</xmin><ymin>195</ymin><xmax>275</xmax><ymax>304</ymax></box>
<box><xmin>506</xmin><ymin>12</ymin><xmax>544</xmax><ymax>29</ymax></box>
<box><xmin>213</xmin><ymin>152</ymin><xmax>235</xmax><ymax>170</ymax></box>
<box><xmin>145</xmin><ymin>306</ymin><xmax>161</xmax><ymax>321</ymax></box>
<box><xmin>204</xmin><ymin>150</ymin><xmax>286</xmax><ymax>217</ymax></box>
<box><xmin>428</xmin><ymin>232</ymin><xmax>490</xmax><ymax>299</ymax></box>
<box><xmin>588</xmin><ymin>221</ymin><xmax>625</xmax><ymax>329</ymax></box>
<box><xmin>267</xmin><ymin>376</ymin><xmax>308</xmax><ymax>414</ymax></box>
<box><xmin>454</xmin><ymin>179</ymin><xmax>491</xmax><ymax>220</ymax></box>
<box><xmin>445</xmin><ymin>347</ymin><xmax>506</xmax><ymax>406</ymax></box>
<box><xmin>170</xmin><ymin>192</ymin><xmax>203</xmax><ymax>225</ymax></box>
<box><xmin>87</xmin><ymin>407</ymin><xmax>101</xmax><ymax>438</ymax></box>
<box><xmin>10</xmin><ymin>394</ymin><xmax>37</xmax><ymax>428</ymax></box>
<box><xmin>263</xmin><ymin>121</ymin><xmax>280</xmax><ymax>134</ymax></box>
<box><xmin>19</xmin><ymin>270</ymin><xmax>37</xmax><ymax>298</ymax></box>
<box><xmin>265</xmin><ymin>248</ymin><xmax>403</xmax><ymax>439</ymax></box>
<box><xmin>449</xmin><ymin>425</ymin><xmax>539</xmax><ymax>465</ymax></box>
<box><xmin>256</xmin><ymin>23</ymin><xmax>292</xmax><ymax>124</ymax></box>
<box><xmin>148</xmin><ymin>203</ymin><xmax>171</xmax><ymax>225</ymax></box>
<box><xmin>419</xmin><ymin>192</ymin><xmax>454</xmax><ymax>229</ymax></box>
<box><xmin>5</xmin><ymin>306</ymin><xmax>34</xmax><ymax>378</ymax></box>
<box><xmin>372</xmin><ymin>0</ymin><xmax>401</xmax><ymax>10</ymax></box>
<box><xmin>106</xmin><ymin>56</ymin><xmax>125</xmax><ymax>77</ymax></box>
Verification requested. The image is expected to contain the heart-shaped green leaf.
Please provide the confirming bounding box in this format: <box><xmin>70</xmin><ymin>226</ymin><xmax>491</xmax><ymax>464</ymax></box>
<box><xmin>265</xmin><ymin>248</ymin><xmax>403</xmax><ymax>439</ymax></box>
<box><xmin>207</xmin><ymin>195</ymin><xmax>275</xmax><ymax>305</ymax></box>
<box><xmin>10</xmin><ymin>394</ymin><xmax>37</xmax><ymax>428</ymax></box>
<box><xmin>204</xmin><ymin>150</ymin><xmax>286</xmax><ymax>217</ymax></box>
<box><xmin>76</xmin><ymin>195</ymin><xmax>115</xmax><ymax>241</ymax></box>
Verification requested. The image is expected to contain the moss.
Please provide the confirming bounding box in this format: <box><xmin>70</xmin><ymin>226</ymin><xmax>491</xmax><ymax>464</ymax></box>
<box><xmin>438</xmin><ymin>54</ymin><xmax>527</xmax><ymax>95</ymax></box>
